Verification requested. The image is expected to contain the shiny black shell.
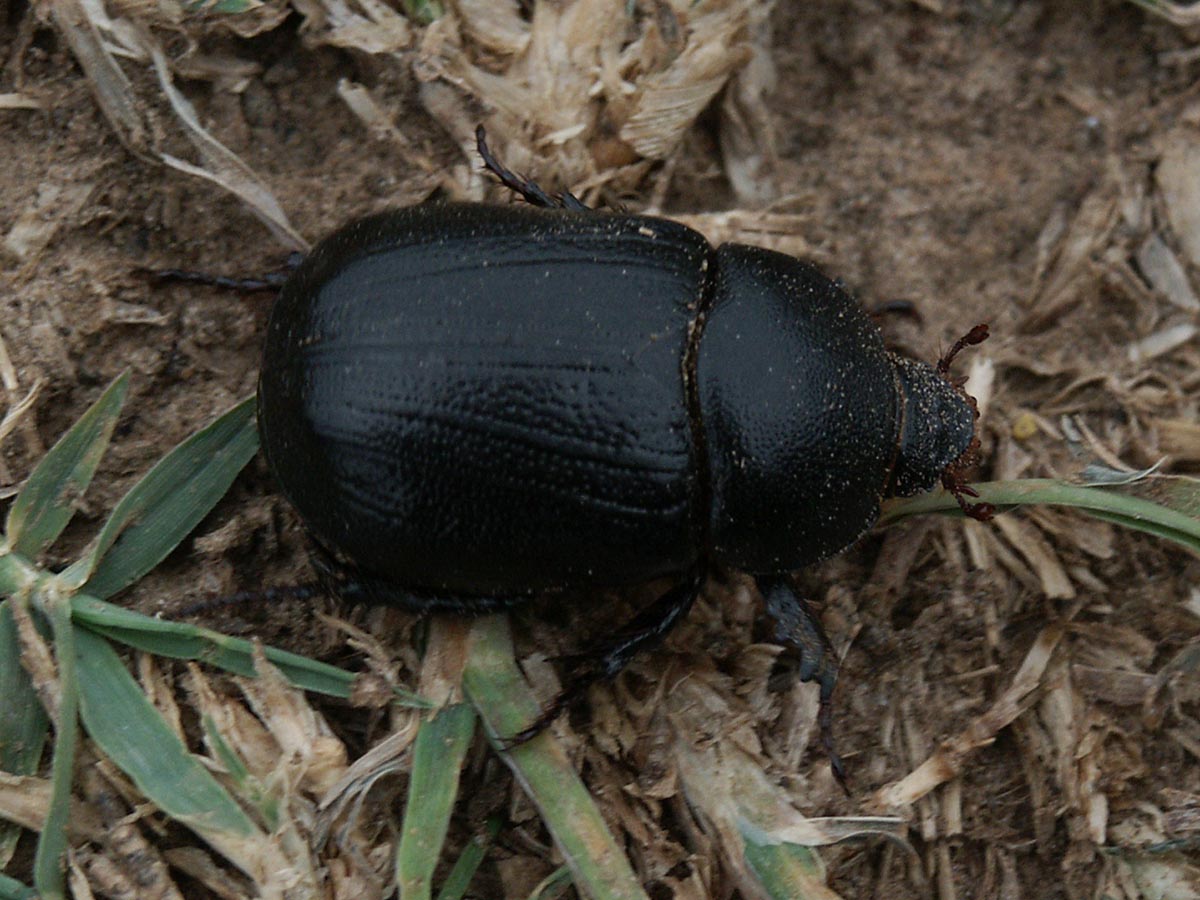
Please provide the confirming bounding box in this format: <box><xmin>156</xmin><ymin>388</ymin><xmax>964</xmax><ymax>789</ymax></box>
<box><xmin>257</xmin><ymin>202</ymin><xmax>973</xmax><ymax>597</ymax></box>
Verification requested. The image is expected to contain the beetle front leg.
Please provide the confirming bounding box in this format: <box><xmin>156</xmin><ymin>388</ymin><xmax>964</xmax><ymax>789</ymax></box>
<box><xmin>503</xmin><ymin>567</ymin><xmax>704</xmax><ymax>746</ymax></box>
<box><xmin>758</xmin><ymin>577</ymin><xmax>848</xmax><ymax>791</ymax></box>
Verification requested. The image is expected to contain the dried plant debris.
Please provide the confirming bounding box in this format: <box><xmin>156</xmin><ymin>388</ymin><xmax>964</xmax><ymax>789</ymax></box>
<box><xmin>1133</xmin><ymin>0</ymin><xmax>1200</xmax><ymax>28</ymax></box>
<box><xmin>412</xmin><ymin>0</ymin><xmax>767</xmax><ymax>201</ymax></box>
<box><xmin>1022</xmin><ymin>174</ymin><xmax>1125</xmax><ymax>334</ymax></box>
<box><xmin>120</xmin><ymin>652</ymin><xmax>392</xmax><ymax>900</ymax></box>
<box><xmin>41</xmin><ymin>0</ymin><xmax>771</xmax><ymax>244</ymax></box>
<box><xmin>37</xmin><ymin>0</ymin><xmax>303</xmax><ymax>246</ymax></box>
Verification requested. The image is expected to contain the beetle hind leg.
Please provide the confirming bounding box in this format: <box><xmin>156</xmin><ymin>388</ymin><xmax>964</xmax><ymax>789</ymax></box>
<box><xmin>139</xmin><ymin>251</ymin><xmax>304</xmax><ymax>293</ymax></box>
<box><xmin>758</xmin><ymin>577</ymin><xmax>848</xmax><ymax>791</ymax></box>
<box><xmin>475</xmin><ymin>125</ymin><xmax>589</xmax><ymax>211</ymax></box>
<box><xmin>502</xmin><ymin>567</ymin><xmax>704</xmax><ymax>746</ymax></box>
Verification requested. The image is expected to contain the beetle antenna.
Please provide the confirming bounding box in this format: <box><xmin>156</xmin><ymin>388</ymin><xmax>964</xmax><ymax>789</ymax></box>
<box><xmin>936</xmin><ymin>322</ymin><xmax>989</xmax><ymax>376</ymax></box>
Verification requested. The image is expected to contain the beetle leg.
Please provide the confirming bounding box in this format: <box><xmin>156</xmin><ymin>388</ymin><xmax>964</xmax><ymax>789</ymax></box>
<box><xmin>758</xmin><ymin>577</ymin><xmax>848</xmax><ymax>792</ymax></box>
<box><xmin>475</xmin><ymin>125</ymin><xmax>590</xmax><ymax>211</ymax></box>
<box><xmin>501</xmin><ymin>567</ymin><xmax>703</xmax><ymax>747</ymax></box>
<box><xmin>138</xmin><ymin>251</ymin><xmax>304</xmax><ymax>293</ymax></box>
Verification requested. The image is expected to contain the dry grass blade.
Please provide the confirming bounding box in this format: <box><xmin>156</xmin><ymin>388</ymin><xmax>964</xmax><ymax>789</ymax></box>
<box><xmin>1158</xmin><ymin>419</ymin><xmax>1200</xmax><ymax>464</ymax></box>
<box><xmin>234</xmin><ymin>646</ymin><xmax>350</xmax><ymax>797</ymax></box>
<box><xmin>1157</xmin><ymin>126</ymin><xmax>1200</xmax><ymax>269</ymax></box>
<box><xmin>1135</xmin><ymin>234</ymin><xmax>1200</xmax><ymax>311</ymax></box>
<box><xmin>43</xmin><ymin>0</ymin><xmax>145</xmax><ymax>149</ymax></box>
<box><xmin>0</xmin><ymin>93</ymin><xmax>41</xmax><ymax>110</ymax></box>
<box><xmin>45</xmin><ymin>0</ymin><xmax>303</xmax><ymax>248</ymax></box>
<box><xmin>0</xmin><ymin>604</ymin><xmax>49</xmax><ymax>868</ymax></box>
<box><xmin>78</xmin><ymin>766</ymin><xmax>184</xmax><ymax>900</ymax></box>
<box><xmin>1129</xmin><ymin>0</ymin><xmax>1200</xmax><ymax>25</ymax></box>
<box><xmin>0</xmin><ymin>771</ymin><xmax>103</xmax><ymax>844</ymax></box>
<box><xmin>992</xmin><ymin>514</ymin><xmax>1074</xmax><ymax>599</ymax></box>
<box><xmin>0</xmin><ymin>381</ymin><xmax>40</xmax><ymax>464</ymax></box>
<box><xmin>1022</xmin><ymin>182</ymin><xmax>1120</xmax><ymax>332</ymax></box>
<box><xmin>619</xmin><ymin>8</ymin><xmax>753</xmax><ymax>160</ymax></box>
<box><xmin>1128</xmin><ymin>322</ymin><xmax>1198</xmax><ymax>363</ymax></box>
<box><xmin>666</xmin><ymin>672</ymin><xmax>900</xmax><ymax>899</ymax></box>
<box><xmin>874</xmin><ymin>624</ymin><xmax>1064</xmax><ymax>808</ymax></box>
<box><xmin>669</xmin><ymin>211</ymin><xmax>816</xmax><ymax>261</ymax></box>
<box><xmin>141</xmin><ymin>42</ymin><xmax>306</xmax><ymax>251</ymax></box>
<box><xmin>2</xmin><ymin>174</ymin><xmax>96</xmax><ymax>267</ymax></box>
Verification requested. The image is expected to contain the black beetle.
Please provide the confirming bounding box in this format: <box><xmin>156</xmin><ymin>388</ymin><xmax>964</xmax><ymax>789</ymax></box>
<box><xmin>256</xmin><ymin>129</ymin><xmax>989</xmax><ymax>784</ymax></box>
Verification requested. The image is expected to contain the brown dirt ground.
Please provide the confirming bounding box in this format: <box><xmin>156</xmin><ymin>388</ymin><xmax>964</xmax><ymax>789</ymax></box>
<box><xmin>2</xmin><ymin>0</ymin><xmax>1199</xmax><ymax>898</ymax></box>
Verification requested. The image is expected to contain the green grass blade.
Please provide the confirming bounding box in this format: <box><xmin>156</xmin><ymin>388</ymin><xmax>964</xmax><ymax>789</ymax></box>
<box><xmin>1</xmin><ymin>550</ymin><xmax>397</xmax><ymax>703</ymax></box>
<box><xmin>879</xmin><ymin>478</ymin><xmax>1200</xmax><ymax>553</ymax></box>
<box><xmin>0</xmin><ymin>554</ymin><xmax>39</xmax><ymax>605</ymax></box>
<box><xmin>397</xmin><ymin>702</ymin><xmax>477</xmax><ymax>900</ymax></box>
<box><xmin>6</xmin><ymin>372</ymin><xmax>129</xmax><ymax>559</ymax></box>
<box><xmin>182</xmin><ymin>0</ymin><xmax>263</xmax><ymax>12</ymax></box>
<box><xmin>0</xmin><ymin>601</ymin><xmax>50</xmax><ymax>867</ymax></box>
<box><xmin>67</xmin><ymin>395</ymin><xmax>258</xmax><ymax>597</ymax></box>
<box><xmin>462</xmin><ymin>615</ymin><xmax>649</xmax><ymax>900</ymax></box>
<box><xmin>435</xmin><ymin>816</ymin><xmax>502</xmax><ymax>900</ymax></box>
<box><xmin>73</xmin><ymin>627</ymin><xmax>262</xmax><ymax>844</ymax></box>
<box><xmin>68</xmin><ymin>593</ymin><xmax>386</xmax><ymax>700</ymax></box>
<box><xmin>199</xmin><ymin>713</ymin><xmax>281</xmax><ymax>830</ymax></box>
<box><xmin>526</xmin><ymin>867</ymin><xmax>573</xmax><ymax>900</ymax></box>
<box><xmin>400</xmin><ymin>0</ymin><xmax>442</xmax><ymax>23</ymax></box>
<box><xmin>742</xmin><ymin>838</ymin><xmax>830</xmax><ymax>900</ymax></box>
<box><xmin>1131</xmin><ymin>473</ymin><xmax>1200</xmax><ymax>519</ymax></box>
<box><xmin>0</xmin><ymin>872</ymin><xmax>37</xmax><ymax>900</ymax></box>
<box><xmin>32</xmin><ymin>594</ymin><xmax>79</xmax><ymax>900</ymax></box>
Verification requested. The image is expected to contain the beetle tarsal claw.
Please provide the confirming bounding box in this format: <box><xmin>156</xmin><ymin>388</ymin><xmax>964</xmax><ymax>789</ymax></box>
<box><xmin>941</xmin><ymin>437</ymin><xmax>995</xmax><ymax>522</ymax></box>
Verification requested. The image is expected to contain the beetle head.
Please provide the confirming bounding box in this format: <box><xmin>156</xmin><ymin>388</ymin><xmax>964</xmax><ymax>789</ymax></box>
<box><xmin>888</xmin><ymin>323</ymin><xmax>993</xmax><ymax>521</ymax></box>
<box><xmin>889</xmin><ymin>355</ymin><xmax>976</xmax><ymax>497</ymax></box>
